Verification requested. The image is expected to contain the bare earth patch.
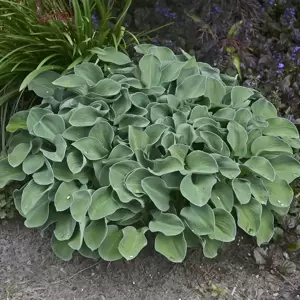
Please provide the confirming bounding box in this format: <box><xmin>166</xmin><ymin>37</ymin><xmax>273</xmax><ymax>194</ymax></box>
<box><xmin>1</xmin><ymin>218</ymin><xmax>300</xmax><ymax>300</ymax></box>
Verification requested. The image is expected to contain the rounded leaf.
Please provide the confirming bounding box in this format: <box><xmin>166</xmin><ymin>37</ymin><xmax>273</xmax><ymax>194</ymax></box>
<box><xmin>243</xmin><ymin>156</ymin><xmax>275</xmax><ymax>181</ymax></box>
<box><xmin>232</xmin><ymin>178</ymin><xmax>251</xmax><ymax>205</ymax></box>
<box><xmin>251</xmin><ymin>136</ymin><xmax>292</xmax><ymax>156</ymax></box>
<box><xmin>256</xmin><ymin>207</ymin><xmax>274</xmax><ymax>246</ymax></box>
<box><xmin>262</xmin><ymin>117</ymin><xmax>299</xmax><ymax>139</ymax></box>
<box><xmin>185</xmin><ymin>151</ymin><xmax>218</xmax><ymax>174</ymax></box>
<box><xmin>84</xmin><ymin>219</ymin><xmax>108</xmax><ymax>251</ymax></box>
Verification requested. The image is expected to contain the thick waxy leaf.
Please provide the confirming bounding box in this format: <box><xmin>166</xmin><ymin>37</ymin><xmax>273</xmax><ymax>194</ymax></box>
<box><xmin>128</xmin><ymin>126</ymin><xmax>149</xmax><ymax>152</ymax></box>
<box><xmin>204</xmin><ymin>78</ymin><xmax>226</xmax><ymax>105</ymax></box>
<box><xmin>243</xmin><ymin>156</ymin><xmax>275</xmax><ymax>181</ymax></box>
<box><xmin>69</xmin><ymin>107</ymin><xmax>101</xmax><ymax>127</ymax></box>
<box><xmin>175</xmin><ymin>75</ymin><xmax>206</xmax><ymax>100</ymax></box>
<box><xmin>213</xmin><ymin>108</ymin><xmax>235</xmax><ymax>122</ymax></box>
<box><xmin>54</xmin><ymin>181</ymin><xmax>79</xmax><ymax>211</ymax></box>
<box><xmin>149</xmin><ymin>211</ymin><xmax>185</xmax><ymax>236</ymax></box>
<box><xmin>168</xmin><ymin>144</ymin><xmax>189</xmax><ymax>164</ymax></box>
<box><xmin>262</xmin><ymin>118</ymin><xmax>299</xmax><ymax>138</ymax></box>
<box><xmin>125</xmin><ymin>168</ymin><xmax>152</xmax><ymax>196</ymax></box>
<box><xmin>103</xmin><ymin>144</ymin><xmax>133</xmax><ymax>165</ymax></box>
<box><xmin>256</xmin><ymin>207</ymin><xmax>274</xmax><ymax>246</ymax></box>
<box><xmin>32</xmin><ymin>159</ymin><xmax>54</xmax><ymax>185</ymax></box>
<box><xmin>139</xmin><ymin>54</ymin><xmax>161</xmax><ymax>88</ymax></box>
<box><xmin>150</xmin><ymin>156</ymin><xmax>183</xmax><ymax>176</ymax></box>
<box><xmin>67</xmin><ymin>150</ymin><xmax>87</xmax><ymax>174</ymax></box>
<box><xmin>54</xmin><ymin>214</ymin><xmax>76</xmax><ymax>241</ymax></box>
<box><xmin>8</xmin><ymin>142</ymin><xmax>32</xmax><ymax>167</ymax></box>
<box><xmin>90</xmin><ymin>78</ymin><xmax>121</xmax><ymax>96</ymax></box>
<box><xmin>72</xmin><ymin>137</ymin><xmax>108</xmax><ymax>160</ymax></box>
<box><xmin>89</xmin><ymin>187</ymin><xmax>119</xmax><ymax>220</ymax></box>
<box><xmin>98</xmin><ymin>225</ymin><xmax>123</xmax><ymax>261</ymax></box>
<box><xmin>180</xmin><ymin>204</ymin><xmax>215</xmax><ymax>236</ymax></box>
<box><xmin>68</xmin><ymin>217</ymin><xmax>88</xmax><ymax>250</ymax></box>
<box><xmin>198</xmin><ymin>131</ymin><xmax>230</xmax><ymax>156</ymax></box>
<box><xmin>209</xmin><ymin>208</ymin><xmax>236</xmax><ymax>242</ymax></box>
<box><xmin>92</xmin><ymin>47</ymin><xmax>131</xmax><ymax>65</ymax></box>
<box><xmin>251</xmin><ymin>136</ymin><xmax>292</xmax><ymax>156</ymax></box>
<box><xmin>53</xmin><ymin>74</ymin><xmax>86</xmax><ymax>88</ymax></box>
<box><xmin>211</xmin><ymin>182</ymin><xmax>234</xmax><ymax>212</ymax></box>
<box><xmin>74</xmin><ymin>62</ymin><xmax>104</xmax><ymax>86</ymax></box>
<box><xmin>70</xmin><ymin>190</ymin><xmax>92</xmax><ymax>222</ymax></box>
<box><xmin>201</xmin><ymin>237</ymin><xmax>223</xmax><ymax>259</ymax></box>
<box><xmin>185</xmin><ymin>151</ymin><xmax>218</xmax><ymax>174</ymax></box>
<box><xmin>234</xmin><ymin>108</ymin><xmax>252</xmax><ymax>128</ymax></box>
<box><xmin>227</xmin><ymin>120</ymin><xmax>248</xmax><ymax>157</ymax></box>
<box><xmin>148</xmin><ymin>46</ymin><xmax>176</xmax><ymax>60</ymax></box>
<box><xmin>51</xmin><ymin>236</ymin><xmax>74</xmax><ymax>261</ymax></box>
<box><xmin>231</xmin><ymin>86</ymin><xmax>254</xmax><ymax>107</ymax></box>
<box><xmin>89</xmin><ymin>121</ymin><xmax>114</xmax><ymax>151</ymax></box>
<box><xmin>40</xmin><ymin>135</ymin><xmax>67</xmax><ymax>162</ymax></box>
<box><xmin>118</xmin><ymin>226</ymin><xmax>148</xmax><ymax>260</ymax></box>
<box><xmin>141</xmin><ymin>177</ymin><xmax>170</xmax><ymax>211</ymax></box>
<box><xmin>232</xmin><ymin>178</ymin><xmax>251</xmax><ymax>204</ymax></box>
<box><xmin>180</xmin><ymin>174</ymin><xmax>217</xmax><ymax>207</ymax></box>
<box><xmin>235</xmin><ymin>198</ymin><xmax>262</xmax><ymax>236</ymax></box>
<box><xmin>27</xmin><ymin>108</ymin><xmax>53</xmax><ymax>134</ymax></box>
<box><xmin>84</xmin><ymin>219</ymin><xmax>107</xmax><ymax>251</ymax></box>
<box><xmin>155</xmin><ymin>233</ymin><xmax>187</xmax><ymax>263</ymax></box>
<box><xmin>262</xmin><ymin>177</ymin><xmax>293</xmax><ymax>208</ymax></box>
<box><xmin>268</xmin><ymin>155</ymin><xmax>300</xmax><ymax>184</ymax></box>
<box><xmin>211</xmin><ymin>154</ymin><xmax>240</xmax><ymax>179</ymax></box>
<box><xmin>251</xmin><ymin>98</ymin><xmax>277</xmax><ymax>119</ymax></box>
<box><xmin>160</xmin><ymin>61</ymin><xmax>186</xmax><ymax>83</ymax></box>
<box><xmin>62</xmin><ymin>126</ymin><xmax>91</xmax><ymax>141</ymax></box>
<box><xmin>22</xmin><ymin>154</ymin><xmax>44</xmax><ymax>175</ymax></box>
<box><xmin>246</xmin><ymin>175</ymin><xmax>269</xmax><ymax>204</ymax></box>
<box><xmin>6</xmin><ymin>110</ymin><xmax>29</xmax><ymax>133</ymax></box>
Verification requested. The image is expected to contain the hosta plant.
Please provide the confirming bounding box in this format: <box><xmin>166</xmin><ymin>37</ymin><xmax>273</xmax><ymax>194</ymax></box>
<box><xmin>2</xmin><ymin>45</ymin><xmax>300</xmax><ymax>262</ymax></box>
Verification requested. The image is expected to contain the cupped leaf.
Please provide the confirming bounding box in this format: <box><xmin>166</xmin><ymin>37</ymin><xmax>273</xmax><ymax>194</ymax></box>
<box><xmin>246</xmin><ymin>175</ymin><xmax>269</xmax><ymax>204</ymax></box>
<box><xmin>90</xmin><ymin>78</ymin><xmax>121</xmax><ymax>96</ymax></box>
<box><xmin>185</xmin><ymin>151</ymin><xmax>218</xmax><ymax>174</ymax></box>
<box><xmin>149</xmin><ymin>211</ymin><xmax>185</xmax><ymax>236</ymax></box>
<box><xmin>128</xmin><ymin>126</ymin><xmax>149</xmax><ymax>152</ymax></box>
<box><xmin>40</xmin><ymin>134</ymin><xmax>67</xmax><ymax>162</ymax></box>
<box><xmin>205</xmin><ymin>78</ymin><xmax>226</xmax><ymax>105</ymax></box>
<box><xmin>180</xmin><ymin>204</ymin><xmax>215</xmax><ymax>236</ymax></box>
<box><xmin>69</xmin><ymin>107</ymin><xmax>101</xmax><ymax>127</ymax></box>
<box><xmin>141</xmin><ymin>177</ymin><xmax>170</xmax><ymax>211</ymax></box>
<box><xmin>211</xmin><ymin>182</ymin><xmax>234</xmax><ymax>212</ymax></box>
<box><xmin>67</xmin><ymin>150</ymin><xmax>87</xmax><ymax>174</ymax></box>
<box><xmin>27</xmin><ymin>108</ymin><xmax>53</xmax><ymax>134</ymax></box>
<box><xmin>201</xmin><ymin>237</ymin><xmax>223</xmax><ymax>259</ymax></box>
<box><xmin>175</xmin><ymin>74</ymin><xmax>206</xmax><ymax>100</ymax></box>
<box><xmin>180</xmin><ymin>174</ymin><xmax>217</xmax><ymax>207</ymax></box>
<box><xmin>84</xmin><ymin>219</ymin><xmax>107</xmax><ymax>251</ymax></box>
<box><xmin>231</xmin><ymin>86</ymin><xmax>254</xmax><ymax>107</ymax></box>
<box><xmin>232</xmin><ymin>178</ymin><xmax>251</xmax><ymax>205</ymax></box>
<box><xmin>125</xmin><ymin>168</ymin><xmax>152</xmax><ymax>197</ymax></box>
<box><xmin>211</xmin><ymin>154</ymin><xmax>240</xmax><ymax>179</ymax></box>
<box><xmin>51</xmin><ymin>236</ymin><xmax>74</xmax><ymax>261</ymax></box>
<box><xmin>235</xmin><ymin>198</ymin><xmax>262</xmax><ymax>236</ymax></box>
<box><xmin>62</xmin><ymin>126</ymin><xmax>91</xmax><ymax>141</ymax></box>
<box><xmin>251</xmin><ymin>136</ymin><xmax>292</xmax><ymax>156</ymax></box>
<box><xmin>74</xmin><ymin>62</ymin><xmax>104</xmax><ymax>86</ymax></box>
<box><xmin>68</xmin><ymin>217</ymin><xmax>88</xmax><ymax>250</ymax></box>
<box><xmin>52</xmin><ymin>74</ymin><xmax>86</xmax><ymax>88</ymax></box>
<box><xmin>198</xmin><ymin>131</ymin><xmax>230</xmax><ymax>156</ymax></box>
<box><xmin>89</xmin><ymin>121</ymin><xmax>114</xmax><ymax>151</ymax></box>
<box><xmin>98</xmin><ymin>225</ymin><xmax>123</xmax><ymax>261</ymax></box>
<box><xmin>22</xmin><ymin>154</ymin><xmax>44</xmax><ymax>175</ymax></box>
<box><xmin>92</xmin><ymin>47</ymin><xmax>131</xmax><ymax>65</ymax></box>
<box><xmin>118</xmin><ymin>227</ymin><xmax>148</xmax><ymax>260</ymax></box>
<box><xmin>72</xmin><ymin>137</ymin><xmax>108</xmax><ymax>160</ymax></box>
<box><xmin>251</xmin><ymin>98</ymin><xmax>277</xmax><ymax>119</ymax></box>
<box><xmin>32</xmin><ymin>159</ymin><xmax>54</xmax><ymax>185</ymax></box>
<box><xmin>54</xmin><ymin>181</ymin><xmax>79</xmax><ymax>211</ymax></box>
<box><xmin>8</xmin><ymin>142</ymin><xmax>32</xmax><ymax>167</ymax></box>
<box><xmin>243</xmin><ymin>156</ymin><xmax>275</xmax><ymax>181</ymax></box>
<box><xmin>227</xmin><ymin>120</ymin><xmax>248</xmax><ymax>157</ymax></box>
<box><xmin>139</xmin><ymin>54</ymin><xmax>161</xmax><ymax>88</ymax></box>
<box><xmin>155</xmin><ymin>233</ymin><xmax>187</xmax><ymax>263</ymax></box>
<box><xmin>70</xmin><ymin>190</ymin><xmax>92</xmax><ymax>222</ymax></box>
<box><xmin>150</xmin><ymin>156</ymin><xmax>183</xmax><ymax>176</ymax></box>
<box><xmin>6</xmin><ymin>110</ymin><xmax>29</xmax><ymax>133</ymax></box>
<box><xmin>256</xmin><ymin>207</ymin><xmax>274</xmax><ymax>246</ymax></box>
<box><xmin>54</xmin><ymin>214</ymin><xmax>76</xmax><ymax>241</ymax></box>
<box><xmin>262</xmin><ymin>117</ymin><xmax>299</xmax><ymax>139</ymax></box>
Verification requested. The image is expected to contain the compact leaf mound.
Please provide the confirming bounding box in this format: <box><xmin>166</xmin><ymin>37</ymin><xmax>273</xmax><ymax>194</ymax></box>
<box><xmin>2</xmin><ymin>45</ymin><xmax>300</xmax><ymax>262</ymax></box>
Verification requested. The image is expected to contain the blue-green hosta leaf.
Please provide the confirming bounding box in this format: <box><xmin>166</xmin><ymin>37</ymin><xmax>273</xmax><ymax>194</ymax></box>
<box><xmin>21</xmin><ymin>180</ymin><xmax>51</xmax><ymax>215</ymax></box>
<box><xmin>232</xmin><ymin>178</ymin><xmax>251</xmax><ymax>204</ymax></box>
<box><xmin>103</xmin><ymin>144</ymin><xmax>133</xmax><ymax>165</ymax></box>
<box><xmin>89</xmin><ymin>121</ymin><xmax>114</xmax><ymax>151</ymax></box>
<box><xmin>67</xmin><ymin>150</ymin><xmax>87</xmax><ymax>174</ymax></box>
<box><xmin>282</xmin><ymin>137</ymin><xmax>300</xmax><ymax>149</ymax></box>
<box><xmin>198</xmin><ymin>131</ymin><xmax>230</xmax><ymax>156</ymax></box>
<box><xmin>69</xmin><ymin>107</ymin><xmax>102</xmax><ymax>127</ymax></box>
<box><xmin>227</xmin><ymin>120</ymin><xmax>248</xmax><ymax>157</ymax></box>
<box><xmin>268</xmin><ymin>155</ymin><xmax>300</xmax><ymax>184</ymax></box>
<box><xmin>176</xmin><ymin>123</ymin><xmax>197</xmax><ymax>146</ymax></box>
<box><xmin>180</xmin><ymin>174</ymin><xmax>217</xmax><ymax>207</ymax></box>
<box><xmin>151</xmin><ymin>103</ymin><xmax>172</xmax><ymax>123</ymax></box>
<box><xmin>262</xmin><ymin>176</ymin><xmax>293</xmax><ymax>208</ymax></box>
<box><xmin>148</xmin><ymin>46</ymin><xmax>176</xmax><ymax>61</ymax></box>
<box><xmin>262</xmin><ymin>117</ymin><xmax>299</xmax><ymax>139</ymax></box>
<box><xmin>246</xmin><ymin>175</ymin><xmax>269</xmax><ymax>204</ymax></box>
<box><xmin>190</xmin><ymin>105</ymin><xmax>210</xmax><ymax>120</ymax></box>
<box><xmin>98</xmin><ymin>225</ymin><xmax>123</xmax><ymax>261</ymax></box>
<box><xmin>22</xmin><ymin>154</ymin><xmax>44</xmax><ymax>175</ymax></box>
<box><xmin>251</xmin><ymin>136</ymin><xmax>293</xmax><ymax>156</ymax></box>
<box><xmin>84</xmin><ymin>219</ymin><xmax>107</xmax><ymax>251</ymax></box>
<box><xmin>62</xmin><ymin>126</ymin><xmax>91</xmax><ymax>141</ymax></box>
<box><xmin>185</xmin><ymin>151</ymin><xmax>218</xmax><ymax>174</ymax></box>
<box><xmin>211</xmin><ymin>182</ymin><xmax>234</xmax><ymax>212</ymax></box>
<box><xmin>161</xmin><ymin>132</ymin><xmax>176</xmax><ymax>150</ymax></box>
<box><xmin>168</xmin><ymin>144</ymin><xmax>189</xmax><ymax>164</ymax></box>
<box><xmin>149</xmin><ymin>211</ymin><xmax>185</xmax><ymax>236</ymax></box>
<box><xmin>209</xmin><ymin>208</ymin><xmax>236</xmax><ymax>242</ymax></box>
<box><xmin>177</xmin><ymin>66</ymin><xmax>199</xmax><ymax>86</ymax></box>
<box><xmin>211</xmin><ymin>154</ymin><xmax>240</xmax><ymax>179</ymax></box>
<box><xmin>145</xmin><ymin>124</ymin><xmax>168</xmax><ymax>144</ymax></box>
<box><xmin>118</xmin><ymin>226</ymin><xmax>148</xmax><ymax>260</ymax></box>
<box><xmin>245</xmin><ymin>129</ymin><xmax>262</xmax><ymax>157</ymax></box>
<box><xmin>243</xmin><ymin>156</ymin><xmax>275</xmax><ymax>181</ymax></box>
<box><xmin>180</xmin><ymin>204</ymin><xmax>215</xmax><ymax>236</ymax></box>
<box><xmin>251</xmin><ymin>98</ymin><xmax>277</xmax><ymax>119</ymax></box>
<box><xmin>141</xmin><ymin>176</ymin><xmax>170</xmax><ymax>211</ymax></box>
<box><xmin>91</xmin><ymin>47</ymin><xmax>131</xmax><ymax>65</ymax></box>
<box><xmin>248</xmin><ymin>115</ymin><xmax>269</xmax><ymax>130</ymax></box>
<box><xmin>109</xmin><ymin>161</ymin><xmax>140</xmax><ymax>203</ymax></box>
<box><xmin>235</xmin><ymin>198</ymin><xmax>262</xmax><ymax>236</ymax></box>
<box><xmin>172</xmin><ymin>111</ymin><xmax>187</xmax><ymax>128</ymax></box>
<box><xmin>54</xmin><ymin>181</ymin><xmax>79</xmax><ymax>211</ymax></box>
<box><xmin>114</xmin><ymin>114</ymin><xmax>150</xmax><ymax>129</ymax></box>
<box><xmin>160</xmin><ymin>61</ymin><xmax>186</xmax><ymax>83</ymax></box>
<box><xmin>74</xmin><ymin>62</ymin><xmax>104</xmax><ymax>86</ymax></box>
<box><xmin>88</xmin><ymin>187</ymin><xmax>119</xmax><ymax>220</ymax></box>
<box><xmin>8</xmin><ymin>142</ymin><xmax>32</xmax><ymax>167</ymax></box>
<box><xmin>32</xmin><ymin>159</ymin><xmax>54</xmax><ymax>185</ymax></box>
<box><xmin>234</xmin><ymin>108</ymin><xmax>252</xmax><ymax>128</ymax></box>
<box><xmin>70</xmin><ymin>190</ymin><xmax>92</xmax><ymax>222</ymax></box>
<box><xmin>128</xmin><ymin>126</ymin><xmax>149</xmax><ymax>152</ymax></box>
<box><xmin>78</xmin><ymin>243</ymin><xmax>100</xmax><ymax>260</ymax></box>
<box><xmin>201</xmin><ymin>237</ymin><xmax>223</xmax><ymax>259</ymax></box>
<box><xmin>54</xmin><ymin>214</ymin><xmax>76</xmax><ymax>241</ymax></box>
<box><xmin>53</xmin><ymin>74</ymin><xmax>86</xmax><ymax>88</ymax></box>
<box><xmin>155</xmin><ymin>233</ymin><xmax>187</xmax><ymax>263</ymax></box>
<box><xmin>213</xmin><ymin>108</ymin><xmax>235</xmax><ymax>122</ymax></box>
<box><xmin>139</xmin><ymin>54</ymin><xmax>161</xmax><ymax>88</ymax></box>
<box><xmin>125</xmin><ymin>168</ymin><xmax>152</xmax><ymax>197</ymax></box>
<box><xmin>6</xmin><ymin>110</ymin><xmax>29</xmax><ymax>133</ymax></box>
<box><xmin>51</xmin><ymin>236</ymin><xmax>74</xmax><ymax>261</ymax></box>
<box><xmin>150</xmin><ymin>156</ymin><xmax>183</xmax><ymax>176</ymax></box>
<box><xmin>40</xmin><ymin>135</ymin><xmax>67</xmax><ymax>162</ymax></box>
<box><xmin>204</xmin><ymin>78</ymin><xmax>226</xmax><ymax>105</ymax></box>
<box><xmin>68</xmin><ymin>217</ymin><xmax>88</xmax><ymax>250</ymax></box>
<box><xmin>256</xmin><ymin>207</ymin><xmax>274</xmax><ymax>246</ymax></box>
<box><xmin>175</xmin><ymin>74</ymin><xmax>206</xmax><ymax>100</ymax></box>
<box><xmin>90</xmin><ymin>78</ymin><xmax>121</xmax><ymax>96</ymax></box>
<box><xmin>267</xmin><ymin>202</ymin><xmax>290</xmax><ymax>216</ymax></box>
<box><xmin>72</xmin><ymin>137</ymin><xmax>108</xmax><ymax>160</ymax></box>
<box><xmin>231</xmin><ymin>86</ymin><xmax>254</xmax><ymax>108</ymax></box>
<box><xmin>161</xmin><ymin>172</ymin><xmax>183</xmax><ymax>189</ymax></box>
<box><xmin>27</xmin><ymin>107</ymin><xmax>53</xmax><ymax>134</ymax></box>
<box><xmin>193</xmin><ymin>117</ymin><xmax>220</xmax><ymax>128</ymax></box>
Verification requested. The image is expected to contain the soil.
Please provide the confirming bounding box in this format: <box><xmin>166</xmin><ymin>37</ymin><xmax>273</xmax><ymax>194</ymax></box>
<box><xmin>1</xmin><ymin>218</ymin><xmax>300</xmax><ymax>300</ymax></box>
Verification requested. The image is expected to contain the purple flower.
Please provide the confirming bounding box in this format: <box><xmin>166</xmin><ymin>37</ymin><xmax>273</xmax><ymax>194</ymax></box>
<box><xmin>214</xmin><ymin>6</ymin><xmax>222</xmax><ymax>13</ymax></box>
<box><xmin>155</xmin><ymin>1</ymin><xmax>177</xmax><ymax>19</ymax></box>
<box><xmin>278</xmin><ymin>63</ymin><xmax>285</xmax><ymax>69</ymax></box>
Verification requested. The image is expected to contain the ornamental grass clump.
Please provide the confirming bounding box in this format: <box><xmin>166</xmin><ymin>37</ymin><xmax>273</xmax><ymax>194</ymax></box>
<box><xmin>2</xmin><ymin>45</ymin><xmax>300</xmax><ymax>262</ymax></box>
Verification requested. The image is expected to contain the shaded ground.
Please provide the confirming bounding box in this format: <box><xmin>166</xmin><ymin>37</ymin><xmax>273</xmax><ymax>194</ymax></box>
<box><xmin>1</xmin><ymin>219</ymin><xmax>300</xmax><ymax>300</ymax></box>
